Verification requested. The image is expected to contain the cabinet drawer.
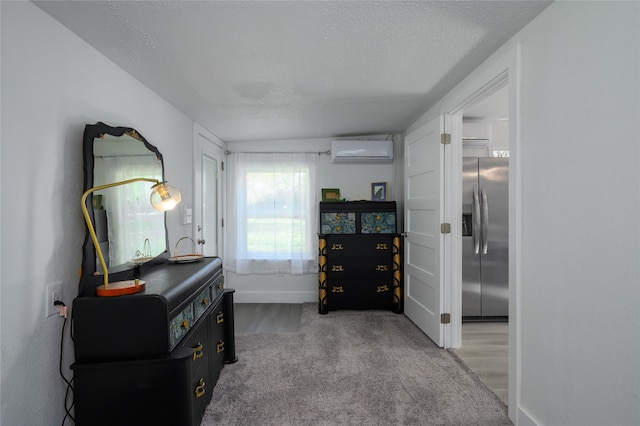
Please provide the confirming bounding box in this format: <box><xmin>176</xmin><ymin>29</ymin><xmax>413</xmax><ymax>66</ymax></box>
<box><xmin>209</xmin><ymin>304</ymin><xmax>226</xmax><ymax>385</ymax></box>
<box><xmin>326</xmin><ymin>257</ymin><xmax>393</xmax><ymax>277</ymax></box>
<box><xmin>169</xmin><ymin>304</ymin><xmax>195</xmax><ymax>350</ymax></box>
<box><xmin>320</xmin><ymin>212</ymin><xmax>357</xmax><ymax>234</ymax></box>
<box><xmin>325</xmin><ymin>234</ymin><xmax>393</xmax><ymax>256</ymax></box>
<box><xmin>194</xmin><ymin>285</ymin><xmax>213</xmax><ymax>320</ymax></box>
<box><xmin>181</xmin><ymin>317</ymin><xmax>210</xmax><ymax>380</ymax></box>
<box><xmin>72</xmin><ymin>349</ymin><xmax>193</xmax><ymax>426</ymax></box>
<box><xmin>360</xmin><ymin>212</ymin><xmax>396</xmax><ymax>234</ymax></box>
<box><xmin>211</xmin><ymin>274</ymin><xmax>225</xmax><ymax>300</ymax></box>
<box><xmin>326</xmin><ymin>279</ymin><xmax>395</xmax><ymax>311</ymax></box>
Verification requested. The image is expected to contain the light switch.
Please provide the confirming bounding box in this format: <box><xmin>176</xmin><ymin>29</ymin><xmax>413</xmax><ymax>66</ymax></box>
<box><xmin>183</xmin><ymin>207</ymin><xmax>192</xmax><ymax>225</ymax></box>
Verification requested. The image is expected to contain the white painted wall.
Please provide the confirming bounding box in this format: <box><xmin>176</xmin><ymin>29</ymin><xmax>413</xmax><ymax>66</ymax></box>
<box><xmin>515</xmin><ymin>3</ymin><xmax>639</xmax><ymax>424</ymax></box>
<box><xmin>406</xmin><ymin>2</ymin><xmax>640</xmax><ymax>425</ymax></box>
<box><xmin>224</xmin><ymin>137</ymin><xmax>398</xmax><ymax>302</ymax></box>
<box><xmin>0</xmin><ymin>3</ymin><xmax>194</xmax><ymax>424</ymax></box>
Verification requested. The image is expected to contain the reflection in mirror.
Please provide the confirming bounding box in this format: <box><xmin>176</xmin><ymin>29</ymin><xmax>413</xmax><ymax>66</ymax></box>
<box><xmin>80</xmin><ymin>123</ymin><xmax>168</xmax><ymax>296</ymax></box>
<box><xmin>93</xmin><ymin>134</ymin><xmax>165</xmax><ymax>270</ymax></box>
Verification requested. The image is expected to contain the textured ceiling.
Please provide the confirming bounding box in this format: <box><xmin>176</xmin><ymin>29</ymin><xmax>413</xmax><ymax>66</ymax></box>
<box><xmin>34</xmin><ymin>1</ymin><xmax>551</xmax><ymax>142</ymax></box>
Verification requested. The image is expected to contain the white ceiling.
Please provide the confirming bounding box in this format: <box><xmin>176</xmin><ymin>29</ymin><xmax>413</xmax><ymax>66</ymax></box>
<box><xmin>34</xmin><ymin>1</ymin><xmax>550</xmax><ymax>142</ymax></box>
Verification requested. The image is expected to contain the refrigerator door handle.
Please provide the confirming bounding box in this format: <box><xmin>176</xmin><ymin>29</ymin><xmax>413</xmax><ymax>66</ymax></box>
<box><xmin>473</xmin><ymin>186</ymin><xmax>481</xmax><ymax>255</ymax></box>
<box><xmin>481</xmin><ymin>187</ymin><xmax>489</xmax><ymax>254</ymax></box>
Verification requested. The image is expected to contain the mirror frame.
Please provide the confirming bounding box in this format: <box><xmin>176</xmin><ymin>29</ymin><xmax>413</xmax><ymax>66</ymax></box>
<box><xmin>79</xmin><ymin>122</ymin><xmax>169</xmax><ymax>296</ymax></box>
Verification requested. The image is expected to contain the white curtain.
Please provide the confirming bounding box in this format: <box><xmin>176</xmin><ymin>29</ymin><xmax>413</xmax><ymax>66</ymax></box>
<box><xmin>226</xmin><ymin>152</ymin><xmax>318</xmax><ymax>274</ymax></box>
<box><xmin>100</xmin><ymin>155</ymin><xmax>164</xmax><ymax>266</ymax></box>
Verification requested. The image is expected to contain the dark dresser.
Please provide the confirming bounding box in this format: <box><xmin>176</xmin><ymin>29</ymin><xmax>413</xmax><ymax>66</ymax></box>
<box><xmin>318</xmin><ymin>201</ymin><xmax>403</xmax><ymax>314</ymax></box>
<box><xmin>71</xmin><ymin>257</ymin><xmax>236</xmax><ymax>426</ymax></box>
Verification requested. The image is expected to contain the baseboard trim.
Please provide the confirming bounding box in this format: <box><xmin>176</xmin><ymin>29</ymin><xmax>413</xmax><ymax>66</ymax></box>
<box><xmin>517</xmin><ymin>405</ymin><xmax>540</xmax><ymax>426</ymax></box>
<box><xmin>233</xmin><ymin>290</ymin><xmax>317</xmax><ymax>304</ymax></box>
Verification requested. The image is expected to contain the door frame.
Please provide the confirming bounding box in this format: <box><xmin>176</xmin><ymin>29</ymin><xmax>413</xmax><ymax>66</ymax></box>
<box><xmin>192</xmin><ymin>123</ymin><xmax>226</xmax><ymax>258</ymax></box>
<box><xmin>446</xmin><ymin>69</ymin><xmax>510</xmax><ymax>348</ymax></box>
<box><xmin>414</xmin><ymin>46</ymin><xmax>521</xmax><ymax>420</ymax></box>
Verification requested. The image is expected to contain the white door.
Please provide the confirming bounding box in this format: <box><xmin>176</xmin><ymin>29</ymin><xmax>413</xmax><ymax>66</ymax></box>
<box><xmin>404</xmin><ymin>115</ymin><xmax>448</xmax><ymax>347</ymax></box>
<box><xmin>193</xmin><ymin>125</ymin><xmax>225</xmax><ymax>257</ymax></box>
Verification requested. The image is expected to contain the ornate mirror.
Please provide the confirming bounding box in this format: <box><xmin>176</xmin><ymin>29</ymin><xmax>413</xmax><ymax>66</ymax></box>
<box><xmin>79</xmin><ymin>122</ymin><xmax>169</xmax><ymax>295</ymax></box>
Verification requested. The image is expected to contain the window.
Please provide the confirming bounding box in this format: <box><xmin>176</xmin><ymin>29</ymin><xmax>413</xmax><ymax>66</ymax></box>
<box><xmin>98</xmin><ymin>155</ymin><xmax>164</xmax><ymax>267</ymax></box>
<box><xmin>226</xmin><ymin>152</ymin><xmax>318</xmax><ymax>274</ymax></box>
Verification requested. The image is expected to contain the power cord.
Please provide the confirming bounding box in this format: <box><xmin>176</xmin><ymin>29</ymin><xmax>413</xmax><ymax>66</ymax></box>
<box><xmin>54</xmin><ymin>301</ymin><xmax>75</xmax><ymax>425</ymax></box>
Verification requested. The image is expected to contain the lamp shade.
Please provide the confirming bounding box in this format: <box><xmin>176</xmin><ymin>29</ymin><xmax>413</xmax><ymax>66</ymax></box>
<box><xmin>150</xmin><ymin>182</ymin><xmax>182</xmax><ymax>211</ymax></box>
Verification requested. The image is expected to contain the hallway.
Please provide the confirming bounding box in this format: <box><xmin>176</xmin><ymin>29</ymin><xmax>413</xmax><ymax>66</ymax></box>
<box><xmin>453</xmin><ymin>322</ymin><xmax>508</xmax><ymax>404</ymax></box>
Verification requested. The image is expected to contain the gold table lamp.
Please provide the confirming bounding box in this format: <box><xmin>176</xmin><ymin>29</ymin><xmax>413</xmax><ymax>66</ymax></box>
<box><xmin>81</xmin><ymin>178</ymin><xmax>181</xmax><ymax>296</ymax></box>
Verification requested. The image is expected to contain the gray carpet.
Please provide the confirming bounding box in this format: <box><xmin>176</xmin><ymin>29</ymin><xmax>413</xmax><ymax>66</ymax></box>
<box><xmin>202</xmin><ymin>303</ymin><xmax>511</xmax><ymax>425</ymax></box>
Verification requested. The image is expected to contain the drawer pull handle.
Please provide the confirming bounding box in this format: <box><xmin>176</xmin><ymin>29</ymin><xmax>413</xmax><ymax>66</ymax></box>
<box><xmin>201</xmin><ymin>298</ymin><xmax>209</xmax><ymax>306</ymax></box>
<box><xmin>376</xmin><ymin>265</ymin><xmax>389</xmax><ymax>271</ymax></box>
<box><xmin>193</xmin><ymin>343</ymin><xmax>204</xmax><ymax>360</ymax></box>
<box><xmin>216</xmin><ymin>341</ymin><xmax>225</xmax><ymax>353</ymax></box>
<box><xmin>195</xmin><ymin>378</ymin><xmax>206</xmax><ymax>398</ymax></box>
<box><xmin>331</xmin><ymin>243</ymin><xmax>343</xmax><ymax>250</ymax></box>
<box><xmin>331</xmin><ymin>286</ymin><xmax>344</xmax><ymax>293</ymax></box>
<box><xmin>376</xmin><ymin>243</ymin><xmax>388</xmax><ymax>250</ymax></box>
<box><xmin>377</xmin><ymin>285</ymin><xmax>390</xmax><ymax>293</ymax></box>
<box><xmin>181</xmin><ymin>319</ymin><xmax>189</xmax><ymax>329</ymax></box>
<box><xmin>331</xmin><ymin>265</ymin><xmax>344</xmax><ymax>272</ymax></box>
<box><xmin>216</xmin><ymin>311</ymin><xmax>224</xmax><ymax>324</ymax></box>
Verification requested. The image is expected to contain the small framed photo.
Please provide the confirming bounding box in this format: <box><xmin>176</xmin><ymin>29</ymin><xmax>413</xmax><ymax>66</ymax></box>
<box><xmin>371</xmin><ymin>182</ymin><xmax>387</xmax><ymax>201</ymax></box>
<box><xmin>322</xmin><ymin>188</ymin><xmax>341</xmax><ymax>202</ymax></box>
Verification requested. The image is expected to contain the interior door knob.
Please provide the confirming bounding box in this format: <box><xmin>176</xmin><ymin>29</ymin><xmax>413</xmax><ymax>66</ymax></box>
<box><xmin>198</xmin><ymin>239</ymin><xmax>206</xmax><ymax>245</ymax></box>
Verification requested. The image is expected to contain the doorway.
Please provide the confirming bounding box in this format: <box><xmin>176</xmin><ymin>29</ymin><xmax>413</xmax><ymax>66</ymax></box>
<box><xmin>453</xmin><ymin>81</ymin><xmax>510</xmax><ymax>404</ymax></box>
<box><xmin>193</xmin><ymin>124</ymin><xmax>225</xmax><ymax>258</ymax></box>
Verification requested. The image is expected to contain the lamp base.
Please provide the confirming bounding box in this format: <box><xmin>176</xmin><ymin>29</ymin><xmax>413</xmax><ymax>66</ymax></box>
<box><xmin>96</xmin><ymin>280</ymin><xmax>146</xmax><ymax>297</ymax></box>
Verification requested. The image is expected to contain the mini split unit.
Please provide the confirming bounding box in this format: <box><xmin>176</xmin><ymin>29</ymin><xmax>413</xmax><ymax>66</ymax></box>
<box><xmin>330</xmin><ymin>139</ymin><xmax>393</xmax><ymax>164</ymax></box>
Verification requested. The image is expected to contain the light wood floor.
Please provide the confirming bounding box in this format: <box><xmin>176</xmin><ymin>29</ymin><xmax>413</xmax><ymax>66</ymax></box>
<box><xmin>234</xmin><ymin>303</ymin><xmax>303</xmax><ymax>333</ymax></box>
<box><xmin>233</xmin><ymin>304</ymin><xmax>508</xmax><ymax>404</ymax></box>
<box><xmin>453</xmin><ymin>322</ymin><xmax>508</xmax><ymax>404</ymax></box>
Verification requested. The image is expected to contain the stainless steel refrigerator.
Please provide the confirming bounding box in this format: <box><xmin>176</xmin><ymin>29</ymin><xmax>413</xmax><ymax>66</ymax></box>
<box><xmin>462</xmin><ymin>157</ymin><xmax>509</xmax><ymax>318</ymax></box>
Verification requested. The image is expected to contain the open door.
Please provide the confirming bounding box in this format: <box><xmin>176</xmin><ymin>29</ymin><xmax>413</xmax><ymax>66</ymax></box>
<box><xmin>193</xmin><ymin>124</ymin><xmax>225</xmax><ymax>257</ymax></box>
<box><xmin>404</xmin><ymin>115</ymin><xmax>450</xmax><ymax>347</ymax></box>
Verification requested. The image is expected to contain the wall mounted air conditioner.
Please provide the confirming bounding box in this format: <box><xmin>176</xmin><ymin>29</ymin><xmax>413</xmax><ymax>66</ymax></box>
<box><xmin>330</xmin><ymin>139</ymin><xmax>393</xmax><ymax>164</ymax></box>
<box><xmin>463</xmin><ymin>122</ymin><xmax>490</xmax><ymax>147</ymax></box>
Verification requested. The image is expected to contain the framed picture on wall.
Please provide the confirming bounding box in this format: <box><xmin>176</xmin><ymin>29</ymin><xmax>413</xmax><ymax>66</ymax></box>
<box><xmin>322</xmin><ymin>188</ymin><xmax>341</xmax><ymax>202</ymax></box>
<box><xmin>371</xmin><ymin>182</ymin><xmax>387</xmax><ymax>201</ymax></box>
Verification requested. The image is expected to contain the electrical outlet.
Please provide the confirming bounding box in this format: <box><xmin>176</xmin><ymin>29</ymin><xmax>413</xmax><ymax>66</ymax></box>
<box><xmin>45</xmin><ymin>282</ymin><xmax>63</xmax><ymax>317</ymax></box>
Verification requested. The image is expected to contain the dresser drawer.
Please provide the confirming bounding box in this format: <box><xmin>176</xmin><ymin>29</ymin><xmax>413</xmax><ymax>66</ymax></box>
<box><xmin>326</xmin><ymin>278</ymin><xmax>395</xmax><ymax>311</ymax></box>
<box><xmin>182</xmin><ymin>318</ymin><xmax>211</xmax><ymax>426</ymax></box>
<box><xmin>211</xmin><ymin>274</ymin><xmax>225</xmax><ymax>300</ymax></box>
<box><xmin>209</xmin><ymin>303</ymin><xmax>227</xmax><ymax>385</ymax></box>
<box><xmin>169</xmin><ymin>304</ymin><xmax>195</xmax><ymax>350</ymax></box>
<box><xmin>320</xmin><ymin>212</ymin><xmax>357</xmax><ymax>234</ymax></box>
<box><xmin>326</xmin><ymin>257</ymin><xmax>393</xmax><ymax>277</ymax></box>
<box><xmin>360</xmin><ymin>211</ymin><xmax>397</xmax><ymax>234</ymax></box>
<box><xmin>181</xmin><ymin>316</ymin><xmax>210</xmax><ymax>381</ymax></box>
<box><xmin>326</xmin><ymin>234</ymin><xmax>393</xmax><ymax>257</ymax></box>
<box><xmin>72</xmin><ymin>349</ymin><xmax>193</xmax><ymax>426</ymax></box>
<box><xmin>194</xmin><ymin>285</ymin><xmax>213</xmax><ymax>320</ymax></box>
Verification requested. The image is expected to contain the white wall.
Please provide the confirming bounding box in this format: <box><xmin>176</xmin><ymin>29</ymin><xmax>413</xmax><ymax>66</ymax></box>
<box><xmin>516</xmin><ymin>3</ymin><xmax>639</xmax><ymax>424</ymax></box>
<box><xmin>406</xmin><ymin>2</ymin><xmax>640</xmax><ymax>425</ymax></box>
<box><xmin>224</xmin><ymin>137</ymin><xmax>398</xmax><ymax>302</ymax></box>
<box><xmin>0</xmin><ymin>3</ymin><xmax>194</xmax><ymax>424</ymax></box>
